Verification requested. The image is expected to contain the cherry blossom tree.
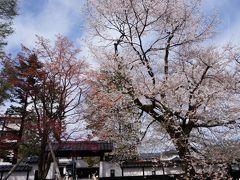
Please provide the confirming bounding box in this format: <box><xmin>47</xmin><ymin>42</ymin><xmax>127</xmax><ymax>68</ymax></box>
<box><xmin>85</xmin><ymin>0</ymin><xmax>240</xmax><ymax>177</ymax></box>
<box><xmin>85</xmin><ymin>71</ymin><xmax>141</xmax><ymax>160</ymax></box>
<box><xmin>3</xmin><ymin>35</ymin><xmax>88</xmax><ymax>180</ymax></box>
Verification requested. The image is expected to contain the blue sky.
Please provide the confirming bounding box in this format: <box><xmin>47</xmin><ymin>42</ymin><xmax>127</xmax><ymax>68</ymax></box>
<box><xmin>5</xmin><ymin>0</ymin><xmax>240</xmax><ymax>58</ymax></box>
<box><xmin>6</xmin><ymin>0</ymin><xmax>85</xmax><ymax>55</ymax></box>
<box><xmin>203</xmin><ymin>0</ymin><xmax>240</xmax><ymax>44</ymax></box>
<box><xmin>2</xmin><ymin>0</ymin><xmax>240</xmax><ymax>136</ymax></box>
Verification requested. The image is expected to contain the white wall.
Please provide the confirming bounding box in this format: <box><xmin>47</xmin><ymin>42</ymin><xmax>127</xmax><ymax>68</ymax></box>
<box><xmin>2</xmin><ymin>171</ymin><xmax>29</xmax><ymax>180</ymax></box>
<box><xmin>123</xmin><ymin>167</ymin><xmax>164</xmax><ymax>176</ymax></box>
<box><xmin>123</xmin><ymin>168</ymin><xmax>143</xmax><ymax>176</ymax></box>
<box><xmin>164</xmin><ymin>166</ymin><xmax>183</xmax><ymax>175</ymax></box>
<box><xmin>46</xmin><ymin>162</ymin><xmax>55</xmax><ymax>179</ymax></box>
<box><xmin>144</xmin><ymin>167</ymin><xmax>164</xmax><ymax>176</ymax></box>
<box><xmin>99</xmin><ymin>161</ymin><xmax>182</xmax><ymax>177</ymax></box>
<box><xmin>28</xmin><ymin>164</ymin><xmax>38</xmax><ymax>180</ymax></box>
<box><xmin>99</xmin><ymin>161</ymin><xmax>122</xmax><ymax>177</ymax></box>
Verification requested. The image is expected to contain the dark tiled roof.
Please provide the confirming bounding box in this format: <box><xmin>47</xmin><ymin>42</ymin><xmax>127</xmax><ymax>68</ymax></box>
<box><xmin>140</xmin><ymin>150</ymin><xmax>178</xmax><ymax>158</ymax></box>
<box><xmin>171</xmin><ymin>157</ymin><xmax>181</xmax><ymax>162</ymax></box>
<box><xmin>46</xmin><ymin>141</ymin><xmax>113</xmax><ymax>152</ymax></box>
<box><xmin>161</xmin><ymin>150</ymin><xmax>178</xmax><ymax>156</ymax></box>
<box><xmin>121</xmin><ymin>161</ymin><xmax>162</xmax><ymax>168</ymax></box>
<box><xmin>139</xmin><ymin>153</ymin><xmax>161</xmax><ymax>160</ymax></box>
<box><xmin>121</xmin><ymin>160</ymin><xmax>182</xmax><ymax>168</ymax></box>
<box><xmin>121</xmin><ymin>157</ymin><xmax>182</xmax><ymax>168</ymax></box>
<box><xmin>0</xmin><ymin>165</ymin><xmax>32</xmax><ymax>172</ymax></box>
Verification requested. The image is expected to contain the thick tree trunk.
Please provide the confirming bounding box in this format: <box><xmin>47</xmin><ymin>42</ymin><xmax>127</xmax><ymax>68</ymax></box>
<box><xmin>166</xmin><ymin>123</ymin><xmax>196</xmax><ymax>178</ymax></box>
<box><xmin>135</xmin><ymin>98</ymin><xmax>197</xmax><ymax>177</ymax></box>
<box><xmin>38</xmin><ymin>142</ymin><xmax>46</xmax><ymax>180</ymax></box>
<box><xmin>38</xmin><ymin>134</ymin><xmax>51</xmax><ymax>180</ymax></box>
<box><xmin>176</xmin><ymin>138</ymin><xmax>196</xmax><ymax>178</ymax></box>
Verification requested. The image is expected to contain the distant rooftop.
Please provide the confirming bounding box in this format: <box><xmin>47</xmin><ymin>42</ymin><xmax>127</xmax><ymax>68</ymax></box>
<box><xmin>46</xmin><ymin>141</ymin><xmax>113</xmax><ymax>157</ymax></box>
<box><xmin>139</xmin><ymin>150</ymin><xmax>178</xmax><ymax>160</ymax></box>
<box><xmin>0</xmin><ymin>165</ymin><xmax>32</xmax><ymax>172</ymax></box>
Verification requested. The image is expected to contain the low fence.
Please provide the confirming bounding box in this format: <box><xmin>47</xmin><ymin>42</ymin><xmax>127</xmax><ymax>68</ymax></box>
<box><xmin>99</xmin><ymin>175</ymin><xmax>175</xmax><ymax>180</ymax></box>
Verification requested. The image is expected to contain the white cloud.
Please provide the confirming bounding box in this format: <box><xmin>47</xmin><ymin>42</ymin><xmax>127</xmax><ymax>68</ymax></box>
<box><xmin>6</xmin><ymin>0</ymin><xmax>240</xmax><ymax>62</ymax></box>
<box><xmin>6</xmin><ymin>0</ymin><xmax>85</xmax><ymax>53</ymax></box>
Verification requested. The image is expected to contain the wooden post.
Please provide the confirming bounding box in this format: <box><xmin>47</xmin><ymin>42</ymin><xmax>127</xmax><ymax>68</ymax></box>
<box><xmin>100</xmin><ymin>153</ymin><xmax>104</xmax><ymax>161</ymax></box>
<box><xmin>3</xmin><ymin>155</ymin><xmax>26</xmax><ymax>180</ymax></box>
<box><xmin>26</xmin><ymin>170</ymin><xmax>30</xmax><ymax>180</ymax></box>
<box><xmin>47</xmin><ymin>140</ymin><xmax>61</xmax><ymax>180</ymax></box>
